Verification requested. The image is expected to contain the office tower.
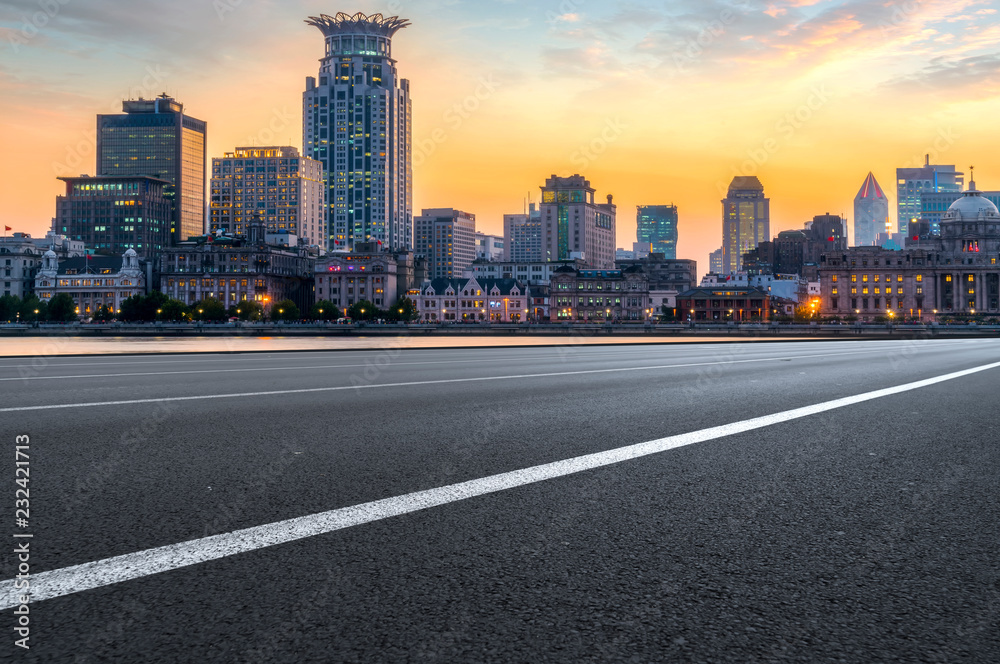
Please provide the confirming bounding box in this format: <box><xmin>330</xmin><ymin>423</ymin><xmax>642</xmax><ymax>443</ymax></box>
<box><xmin>97</xmin><ymin>94</ymin><xmax>207</xmax><ymax>243</ymax></box>
<box><xmin>54</xmin><ymin>175</ymin><xmax>171</xmax><ymax>258</ymax></box>
<box><xmin>540</xmin><ymin>174</ymin><xmax>616</xmax><ymax>269</ymax></box>
<box><xmin>636</xmin><ymin>205</ymin><xmax>678</xmax><ymax>259</ymax></box>
<box><xmin>896</xmin><ymin>155</ymin><xmax>963</xmax><ymax>235</ymax></box>
<box><xmin>303</xmin><ymin>12</ymin><xmax>413</xmax><ymax>252</ymax></box>
<box><xmin>209</xmin><ymin>147</ymin><xmax>326</xmax><ymax>246</ymax></box>
<box><xmin>503</xmin><ymin>203</ymin><xmax>542</xmax><ymax>262</ymax></box>
<box><xmin>721</xmin><ymin>176</ymin><xmax>769</xmax><ymax>273</ymax></box>
<box><xmin>853</xmin><ymin>172</ymin><xmax>889</xmax><ymax>247</ymax></box>
<box><xmin>709</xmin><ymin>247</ymin><xmax>724</xmax><ymax>274</ymax></box>
<box><xmin>414</xmin><ymin>208</ymin><xmax>476</xmax><ymax>279</ymax></box>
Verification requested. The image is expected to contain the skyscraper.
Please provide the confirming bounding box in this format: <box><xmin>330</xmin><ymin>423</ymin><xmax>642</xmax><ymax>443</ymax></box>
<box><xmin>540</xmin><ymin>174</ymin><xmax>616</xmax><ymax>269</ymax></box>
<box><xmin>414</xmin><ymin>208</ymin><xmax>476</xmax><ymax>279</ymax></box>
<box><xmin>853</xmin><ymin>172</ymin><xmax>889</xmax><ymax>247</ymax></box>
<box><xmin>303</xmin><ymin>12</ymin><xmax>413</xmax><ymax>252</ymax></box>
<box><xmin>721</xmin><ymin>176</ymin><xmax>769</xmax><ymax>274</ymax></box>
<box><xmin>209</xmin><ymin>147</ymin><xmax>326</xmax><ymax>246</ymax></box>
<box><xmin>896</xmin><ymin>156</ymin><xmax>963</xmax><ymax>235</ymax></box>
<box><xmin>97</xmin><ymin>95</ymin><xmax>207</xmax><ymax>243</ymax></box>
<box><xmin>636</xmin><ymin>205</ymin><xmax>678</xmax><ymax>259</ymax></box>
<box><xmin>504</xmin><ymin>204</ymin><xmax>542</xmax><ymax>262</ymax></box>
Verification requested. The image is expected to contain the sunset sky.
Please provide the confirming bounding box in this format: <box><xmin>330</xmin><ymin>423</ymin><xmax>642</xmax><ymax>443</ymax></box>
<box><xmin>2</xmin><ymin>0</ymin><xmax>999</xmax><ymax>273</ymax></box>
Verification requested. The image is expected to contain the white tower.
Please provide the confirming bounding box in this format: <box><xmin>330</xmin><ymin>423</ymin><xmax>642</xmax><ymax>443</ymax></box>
<box><xmin>303</xmin><ymin>12</ymin><xmax>413</xmax><ymax>252</ymax></box>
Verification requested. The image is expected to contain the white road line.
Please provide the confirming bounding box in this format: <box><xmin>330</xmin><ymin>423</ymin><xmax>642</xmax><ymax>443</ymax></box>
<box><xmin>0</xmin><ymin>342</ymin><xmax>943</xmax><ymax>382</ymax></box>
<box><xmin>0</xmin><ymin>337</ymin><xmax>965</xmax><ymax>367</ymax></box>
<box><xmin>0</xmin><ymin>346</ymin><xmax>958</xmax><ymax>412</ymax></box>
<box><xmin>3</xmin><ymin>358</ymin><xmax>998</xmax><ymax>610</ymax></box>
<box><xmin>0</xmin><ymin>353</ymin><xmax>652</xmax><ymax>382</ymax></box>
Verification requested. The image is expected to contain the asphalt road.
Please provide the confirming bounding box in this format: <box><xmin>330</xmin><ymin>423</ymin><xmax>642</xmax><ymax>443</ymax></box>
<box><xmin>2</xmin><ymin>339</ymin><xmax>999</xmax><ymax>662</ymax></box>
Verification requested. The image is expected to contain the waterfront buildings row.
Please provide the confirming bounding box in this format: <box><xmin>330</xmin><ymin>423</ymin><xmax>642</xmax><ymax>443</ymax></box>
<box><xmin>819</xmin><ymin>182</ymin><xmax>1000</xmax><ymax>320</ymax></box>
<box><xmin>1</xmin><ymin>233</ymin><xmax>84</xmax><ymax>300</ymax></box>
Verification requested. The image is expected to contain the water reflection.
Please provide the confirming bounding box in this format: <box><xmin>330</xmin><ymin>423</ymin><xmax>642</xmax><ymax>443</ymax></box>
<box><xmin>0</xmin><ymin>334</ymin><xmax>813</xmax><ymax>358</ymax></box>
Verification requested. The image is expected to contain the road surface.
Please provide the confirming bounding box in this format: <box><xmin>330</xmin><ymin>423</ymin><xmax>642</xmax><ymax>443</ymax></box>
<box><xmin>2</xmin><ymin>339</ymin><xmax>999</xmax><ymax>662</ymax></box>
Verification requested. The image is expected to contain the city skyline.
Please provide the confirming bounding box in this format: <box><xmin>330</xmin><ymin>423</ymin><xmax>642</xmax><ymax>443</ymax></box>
<box><xmin>3</xmin><ymin>0</ymin><xmax>1000</xmax><ymax>275</ymax></box>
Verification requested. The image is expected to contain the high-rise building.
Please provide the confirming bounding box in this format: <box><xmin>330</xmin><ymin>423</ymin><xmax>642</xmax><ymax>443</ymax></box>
<box><xmin>503</xmin><ymin>203</ymin><xmax>542</xmax><ymax>262</ymax></box>
<box><xmin>54</xmin><ymin>175</ymin><xmax>172</xmax><ymax>258</ymax></box>
<box><xmin>97</xmin><ymin>95</ymin><xmax>207</xmax><ymax>243</ymax></box>
<box><xmin>209</xmin><ymin>147</ymin><xmax>326</xmax><ymax>246</ymax></box>
<box><xmin>721</xmin><ymin>176</ymin><xmax>769</xmax><ymax>273</ymax></box>
<box><xmin>709</xmin><ymin>247</ymin><xmax>724</xmax><ymax>275</ymax></box>
<box><xmin>896</xmin><ymin>156</ymin><xmax>963</xmax><ymax>235</ymax></box>
<box><xmin>540</xmin><ymin>174</ymin><xmax>616</xmax><ymax>269</ymax></box>
<box><xmin>636</xmin><ymin>205</ymin><xmax>678</xmax><ymax>259</ymax></box>
<box><xmin>303</xmin><ymin>12</ymin><xmax>413</xmax><ymax>252</ymax></box>
<box><xmin>414</xmin><ymin>208</ymin><xmax>476</xmax><ymax>279</ymax></box>
<box><xmin>853</xmin><ymin>172</ymin><xmax>889</xmax><ymax>247</ymax></box>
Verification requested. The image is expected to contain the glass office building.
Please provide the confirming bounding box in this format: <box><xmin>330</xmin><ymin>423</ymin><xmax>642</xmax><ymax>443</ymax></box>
<box><xmin>636</xmin><ymin>205</ymin><xmax>679</xmax><ymax>259</ymax></box>
<box><xmin>97</xmin><ymin>95</ymin><xmax>207</xmax><ymax>243</ymax></box>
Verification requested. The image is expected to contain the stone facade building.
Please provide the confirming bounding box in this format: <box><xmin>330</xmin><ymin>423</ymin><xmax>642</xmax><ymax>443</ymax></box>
<box><xmin>819</xmin><ymin>184</ymin><xmax>1000</xmax><ymax>320</ymax></box>
<box><xmin>549</xmin><ymin>265</ymin><xmax>650</xmax><ymax>322</ymax></box>
<box><xmin>315</xmin><ymin>246</ymin><xmax>400</xmax><ymax>311</ymax></box>
<box><xmin>416</xmin><ymin>277</ymin><xmax>528</xmax><ymax>323</ymax></box>
<box><xmin>35</xmin><ymin>248</ymin><xmax>147</xmax><ymax>317</ymax></box>
<box><xmin>676</xmin><ymin>286</ymin><xmax>771</xmax><ymax>322</ymax></box>
<box><xmin>159</xmin><ymin>218</ymin><xmax>316</xmax><ymax>312</ymax></box>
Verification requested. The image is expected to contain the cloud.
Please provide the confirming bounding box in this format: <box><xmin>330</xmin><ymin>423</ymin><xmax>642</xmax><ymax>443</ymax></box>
<box><xmin>882</xmin><ymin>52</ymin><xmax>1000</xmax><ymax>98</ymax></box>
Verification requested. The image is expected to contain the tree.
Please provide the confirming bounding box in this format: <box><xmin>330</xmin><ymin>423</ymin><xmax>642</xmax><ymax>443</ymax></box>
<box><xmin>159</xmin><ymin>299</ymin><xmax>188</xmax><ymax>321</ymax></box>
<box><xmin>19</xmin><ymin>296</ymin><xmax>46</xmax><ymax>322</ymax></box>
<box><xmin>348</xmin><ymin>299</ymin><xmax>378</xmax><ymax>321</ymax></box>
<box><xmin>142</xmin><ymin>290</ymin><xmax>170</xmax><ymax>321</ymax></box>
<box><xmin>388</xmin><ymin>296</ymin><xmax>417</xmax><ymax>322</ymax></box>
<box><xmin>269</xmin><ymin>299</ymin><xmax>299</xmax><ymax>322</ymax></box>
<box><xmin>93</xmin><ymin>305</ymin><xmax>115</xmax><ymax>322</ymax></box>
<box><xmin>119</xmin><ymin>294</ymin><xmax>145</xmax><ymax>322</ymax></box>
<box><xmin>232</xmin><ymin>301</ymin><xmax>263</xmax><ymax>322</ymax></box>
<box><xmin>190</xmin><ymin>297</ymin><xmax>227</xmax><ymax>322</ymax></box>
<box><xmin>0</xmin><ymin>294</ymin><xmax>20</xmax><ymax>322</ymax></box>
<box><xmin>660</xmin><ymin>304</ymin><xmax>680</xmax><ymax>322</ymax></box>
<box><xmin>311</xmin><ymin>300</ymin><xmax>340</xmax><ymax>321</ymax></box>
<box><xmin>45</xmin><ymin>293</ymin><xmax>78</xmax><ymax>322</ymax></box>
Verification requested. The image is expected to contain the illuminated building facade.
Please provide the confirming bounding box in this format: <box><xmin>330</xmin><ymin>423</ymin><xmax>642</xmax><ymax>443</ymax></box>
<box><xmin>54</xmin><ymin>175</ymin><xmax>172</xmax><ymax>258</ymax></box>
<box><xmin>314</xmin><ymin>248</ymin><xmax>400</xmax><ymax>311</ymax></box>
<box><xmin>636</xmin><ymin>205</ymin><xmax>678</xmax><ymax>260</ymax></box>
<box><xmin>820</xmin><ymin>181</ymin><xmax>1000</xmax><ymax>320</ymax></box>
<box><xmin>97</xmin><ymin>95</ymin><xmax>207</xmax><ymax>243</ymax></box>
<box><xmin>35</xmin><ymin>248</ymin><xmax>147</xmax><ymax>317</ymax></box>
<box><xmin>303</xmin><ymin>12</ymin><xmax>413</xmax><ymax>252</ymax></box>
<box><xmin>158</xmin><ymin>218</ymin><xmax>316</xmax><ymax>313</ymax></box>
<box><xmin>721</xmin><ymin>177</ymin><xmax>769</xmax><ymax>274</ymax></box>
<box><xmin>540</xmin><ymin>174</ymin><xmax>616</xmax><ymax>269</ymax></box>
<box><xmin>209</xmin><ymin>147</ymin><xmax>326</xmax><ymax>247</ymax></box>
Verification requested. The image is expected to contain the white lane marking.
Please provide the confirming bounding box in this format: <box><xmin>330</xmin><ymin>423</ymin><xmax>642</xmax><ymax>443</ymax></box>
<box><xmin>0</xmin><ymin>341</ymin><xmax>948</xmax><ymax>382</ymax></box>
<box><xmin>0</xmin><ymin>345</ymin><xmax>958</xmax><ymax>412</ymax></box>
<box><xmin>0</xmin><ymin>338</ymin><xmax>965</xmax><ymax>368</ymax></box>
<box><xmin>0</xmin><ymin>353</ymin><xmax>654</xmax><ymax>382</ymax></box>
<box><xmin>3</xmin><ymin>359</ymin><xmax>999</xmax><ymax>610</ymax></box>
